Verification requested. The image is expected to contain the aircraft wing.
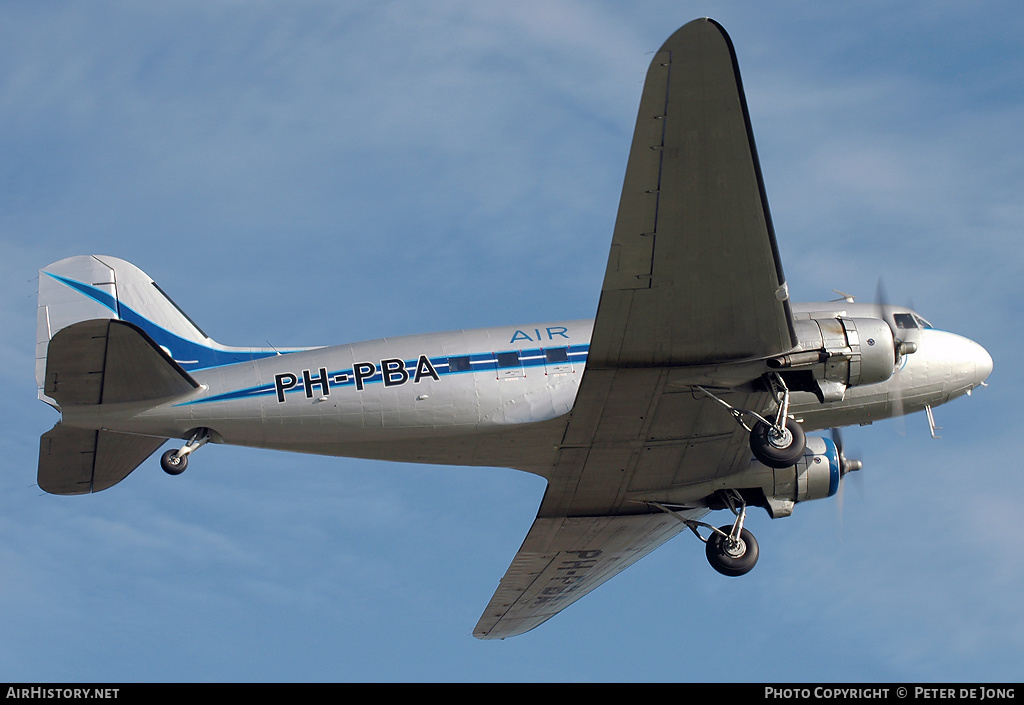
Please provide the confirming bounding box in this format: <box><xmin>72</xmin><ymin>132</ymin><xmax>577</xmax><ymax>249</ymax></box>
<box><xmin>473</xmin><ymin>512</ymin><xmax>701</xmax><ymax>639</ymax></box>
<box><xmin>475</xmin><ymin>19</ymin><xmax>796</xmax><ymax>638</ymax></box>
<box><xmin>592</xmin><ymin>19</ymin><xmax>794</xmax><ymax>367</ymax></box>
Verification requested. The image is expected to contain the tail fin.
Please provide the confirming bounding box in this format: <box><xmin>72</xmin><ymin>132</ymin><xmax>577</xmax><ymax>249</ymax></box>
<box><xmin>37</xmin><ymin>256</ymin><xmax>213</xmax><ymax>402</ymax></box>
<box><xmin>37</xmin><ymin>255</ymin><xmax>283</xmax><ymax>405</ymax></box>
<box><xmin>35</xmin><ymin>255</ymin><xmax>291</xmax><ymax>494</ymax></box>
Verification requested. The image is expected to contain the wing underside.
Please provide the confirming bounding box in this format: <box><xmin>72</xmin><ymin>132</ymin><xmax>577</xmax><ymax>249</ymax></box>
<box><xmin>475</xmin><ymin>18</ymin><xmax>796</xmax><ymax>638</ymax></box>
<box><xmin>592</xmin><ymin>19</ymin><xmax>794</xmax><ymax>368</ymax></box>
<box><xmin>473</xmin><ymin>511</ymin><xmax>704</xmax><ymax>639</ymax></box>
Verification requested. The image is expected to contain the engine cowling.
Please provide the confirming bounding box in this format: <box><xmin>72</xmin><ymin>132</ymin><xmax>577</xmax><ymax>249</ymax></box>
<box><xmin>699</xmin><ymin>436</ymin><xmax>842</xmax><ymax>518</ymax></box>
<box><xmin>770</xmin><ymin>316</ymin><xmax>896</xmax><ymax>401</ymax></box>
<box><xmin>757</xmin><ymin>435</ymin><xmax>841</xmax><ymax>518</ymax></box>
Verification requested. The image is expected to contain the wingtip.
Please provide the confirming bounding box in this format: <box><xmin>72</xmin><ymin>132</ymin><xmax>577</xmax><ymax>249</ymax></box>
<box><xmin>660</xmin><ymin>17</ymin><xmax>734</xmax><ymax>55</ymax></box>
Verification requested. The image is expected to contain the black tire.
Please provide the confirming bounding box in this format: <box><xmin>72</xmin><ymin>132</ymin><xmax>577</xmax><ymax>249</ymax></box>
<box><xmin>161</xmin><ymin>449</ymin><xmax>187</xmax><ymax>475</ymax></box>
<box><xmin>750</xmin><ymin>417</ymin><xmax>806</xmax><ymax>468</ymax></box>
<box><xmin>705</xmin><ymin>526</ymin><xmax>759</xmax><ymax>577</ymax></box>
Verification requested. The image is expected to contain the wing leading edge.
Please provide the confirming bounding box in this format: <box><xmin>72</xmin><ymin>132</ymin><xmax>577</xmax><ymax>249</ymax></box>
<box><xmin>475</xmin><ymin>19</ymin><xmax>795</xmax><ymax>638</ymax></box>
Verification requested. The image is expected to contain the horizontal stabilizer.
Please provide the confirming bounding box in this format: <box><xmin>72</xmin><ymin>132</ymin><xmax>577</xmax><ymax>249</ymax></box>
<box><xmin>44</xmin><ymin>319</ymin><xmax>199</xmax><ymax>406</ymax></box>
<box><xmin>38</xmin><ymin>425</ymin><xmax>166</xmax><ymax>495</ymax></box>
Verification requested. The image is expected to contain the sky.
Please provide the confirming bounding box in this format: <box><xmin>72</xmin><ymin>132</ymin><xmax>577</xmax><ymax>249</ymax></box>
<box><xmin>1</xmin><ymin>0</ymin><xmax>1022</xmax><ymax>683</ymax></box>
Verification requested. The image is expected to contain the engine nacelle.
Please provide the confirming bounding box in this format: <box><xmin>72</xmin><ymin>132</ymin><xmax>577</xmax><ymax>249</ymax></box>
<box><xmin>770</xmin><ymin>316</ymin><xmax>896</xmax><ymax>401</ymax></box>
<box><xmin>703</xmin><ymin>436</ymin><xmax>842</xmax><ymax>518</ymax></box>
<box><xmin>757</xmin><ymin>435</ymin><xmax>842</xmax><ymax>518</ymax></box>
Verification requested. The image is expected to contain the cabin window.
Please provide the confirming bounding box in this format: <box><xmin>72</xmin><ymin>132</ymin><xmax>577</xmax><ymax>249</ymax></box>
<box><xmin>544</xmin><ymin>347</ymin><xmax>569</xmax><ymax>363</ymax></box>
<box><xmin>496</xmin><ymin>351</ymin><xmax>521</xmax><ymax>368</ymax></box>
<box><xmin>495</xmin><ymin>350</ymin><xmax>525</xmax><ymax>379</ymax></box>
<box><xmin>447</xmin><ymin>356</ymin><xmax>472</xmax><ymax>372</ymax></box>
<box><xmin>543</xmin><ymin>346</ymin><xmax>573</xmax><ymax>375</ymax></box>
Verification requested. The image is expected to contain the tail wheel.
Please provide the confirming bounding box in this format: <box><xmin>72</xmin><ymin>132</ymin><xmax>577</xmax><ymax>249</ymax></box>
<box><xmin>750</xmin><ymin>417</ymin><xmax>806</xmax><ymax>468</ymax></box>
<box><xmin>159</xmin><ymin>428</ymin><xmax>212</xmax><ymax>476</ymax></box>
<box><xmin>160</xmin><ymin>449</ymin><xmax>188</xmax><ymax>475</ymax></box>
<box><xmin>705</xmin><ymin>526</ymin><xmax>759</xmax><ymax>577</ymax></box>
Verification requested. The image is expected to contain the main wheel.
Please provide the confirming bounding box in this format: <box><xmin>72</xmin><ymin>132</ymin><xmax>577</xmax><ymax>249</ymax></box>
<box><xmin>750</xmin><ymin>417</ymin><xmax>806</xmax><ymax>468</ymax></box>
<box><xmin>160</xmin><ymin>449</ymin><xmax>188</xmax><ymax>475</ymax></box>
<box><xmin>705</xmin><ymin>526</ymin><xmax>759</xmax><ymax>577</ymax></box>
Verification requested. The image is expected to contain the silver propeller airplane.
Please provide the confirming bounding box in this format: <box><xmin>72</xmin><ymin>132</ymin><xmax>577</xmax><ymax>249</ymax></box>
<box><xmin>35</xmin><ymin>19</ymin><xmax>992</xmax><ymax>639</ymax></box>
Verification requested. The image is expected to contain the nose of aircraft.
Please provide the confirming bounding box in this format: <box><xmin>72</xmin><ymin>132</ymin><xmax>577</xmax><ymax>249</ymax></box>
<box><xmin>936</xmin><ymin>331</ymin><xmax>993</xmax><ymax>396</ymax></box>
<box><xmin>973</xmin><ymin>339</ymin><xmax>994</xmax><ymax>387</ymax></box>
<box><xmin>907</xmin><ymin>329</ymin><xmax>993</xmax><ymax>404</ymax></box>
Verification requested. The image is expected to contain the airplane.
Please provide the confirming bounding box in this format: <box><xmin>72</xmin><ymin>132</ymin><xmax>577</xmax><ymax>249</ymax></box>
<box><xmin>34</xmin><ymin>18</ymin><xmax>992</xmax><ymax>639</ymax></box>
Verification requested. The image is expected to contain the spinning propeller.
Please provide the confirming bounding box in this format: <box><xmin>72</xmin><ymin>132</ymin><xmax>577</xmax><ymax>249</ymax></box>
<box><xmin>875</xmin><ymin>279</ymin><xmax>914</xmax><ymax>429</ymax></box>
<box><xmin>832</xmin><ymin>427</ymin><xmax>863</xmax><ymax>537</ymax></box>
<box><xmin>831</xmin><ymin>428</ymin><xmax>862</xmax><ymax>478</ymax></box>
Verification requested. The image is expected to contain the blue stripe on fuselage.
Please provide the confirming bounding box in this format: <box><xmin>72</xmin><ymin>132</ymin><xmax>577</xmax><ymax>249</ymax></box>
<box><xmin>179</xmin><ymin>345</ymin><xmax>590</xmax><ymax>407</ymax></box>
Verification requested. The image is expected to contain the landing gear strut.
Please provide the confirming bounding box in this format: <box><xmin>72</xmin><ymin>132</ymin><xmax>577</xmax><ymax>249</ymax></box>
<box><xmin>160</xmin><ymin>428</ymin><xmax>211</xmax><ymax>475</ymax></box>
<box><xmin>696</xmin><ymin>372</ymin><xmax>807</xmax><ymax>469</ymax></box>
<box><xmin>651</xmin><ymin>491</ymin><xmax>760</xmax><ymax>577</ymax></box>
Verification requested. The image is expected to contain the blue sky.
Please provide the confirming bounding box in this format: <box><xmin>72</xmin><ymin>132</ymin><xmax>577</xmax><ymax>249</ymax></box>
<box><xmin>1</xmin><ymin>1</ymin><xmax>1022</xmax><ymax>682</ymax></box>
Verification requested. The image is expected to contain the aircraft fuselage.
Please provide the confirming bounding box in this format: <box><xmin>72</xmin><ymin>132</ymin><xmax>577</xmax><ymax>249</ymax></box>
<box><xmin>60</xmin><ymin>303</ymin><xmax>991</xmax><ymax>477</ymax></box>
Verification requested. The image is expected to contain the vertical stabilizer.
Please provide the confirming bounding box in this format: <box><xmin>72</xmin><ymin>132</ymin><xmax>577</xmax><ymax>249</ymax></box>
<box><xmin>37</xmin><ymin>256</ymin><xmax>213</xmax><ymax>403</ymax></box>
<box><xmin>37</xmin><ymin>255</ymin><xmax>293</xmax><ymax>403</ymax></box>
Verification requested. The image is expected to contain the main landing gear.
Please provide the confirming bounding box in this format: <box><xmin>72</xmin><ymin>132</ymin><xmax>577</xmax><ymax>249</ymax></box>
<box><xmin>750</xmin><ymin>417</ymin><xmax>805</xmax><ymax>469</ymax></box>
<box><xmin>160</xmin><ymin>428</ymin><xmax>212</xmax><ymax>475</ymax></box>
<box><xmin>652</xmin><ymin>491</ymin><xmax>759</xmax><ymax>576</ymax></box>
<box><xmin>705</xmin><ymin>524</ymin><xmax>759</xmax><ymax>577</ymax></box>
<box><xmin>696</xmin><ymin>372</ymin><xmax>806</xmax><ymax>469</ymax></box>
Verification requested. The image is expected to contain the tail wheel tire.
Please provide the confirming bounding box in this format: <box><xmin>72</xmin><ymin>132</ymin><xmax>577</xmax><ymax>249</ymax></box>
<box><xmin>705</xmin><ymin>526</ymin><xmax>759</xmax><ymax>577</ymax></box>
<box><xmin>161</xmin><ymin>449</ymin><xmax>187</xmax><ymax>475</ymax></box>
<box><xmin>750</xmin><ymin>417</ymin><xmax>806</xmax><ymax>468</ymax></box>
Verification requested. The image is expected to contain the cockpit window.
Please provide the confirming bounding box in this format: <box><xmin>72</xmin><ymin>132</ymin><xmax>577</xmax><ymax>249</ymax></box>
<box><xmin>893</xmin><ymin>312</ymin><xmax>933</xmax><ymax>330</ymax></box>
<box><xmin>893</xmin><ymin>313</ymin><xmax>918</xmax><ymax>329</ymax></box>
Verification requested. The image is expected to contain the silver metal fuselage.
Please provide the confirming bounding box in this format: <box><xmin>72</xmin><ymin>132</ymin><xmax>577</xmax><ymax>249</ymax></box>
<box><xmin>60</xmin><ymin>302</ymin><xmax>992</xmax><ymax>479</ymax></box>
